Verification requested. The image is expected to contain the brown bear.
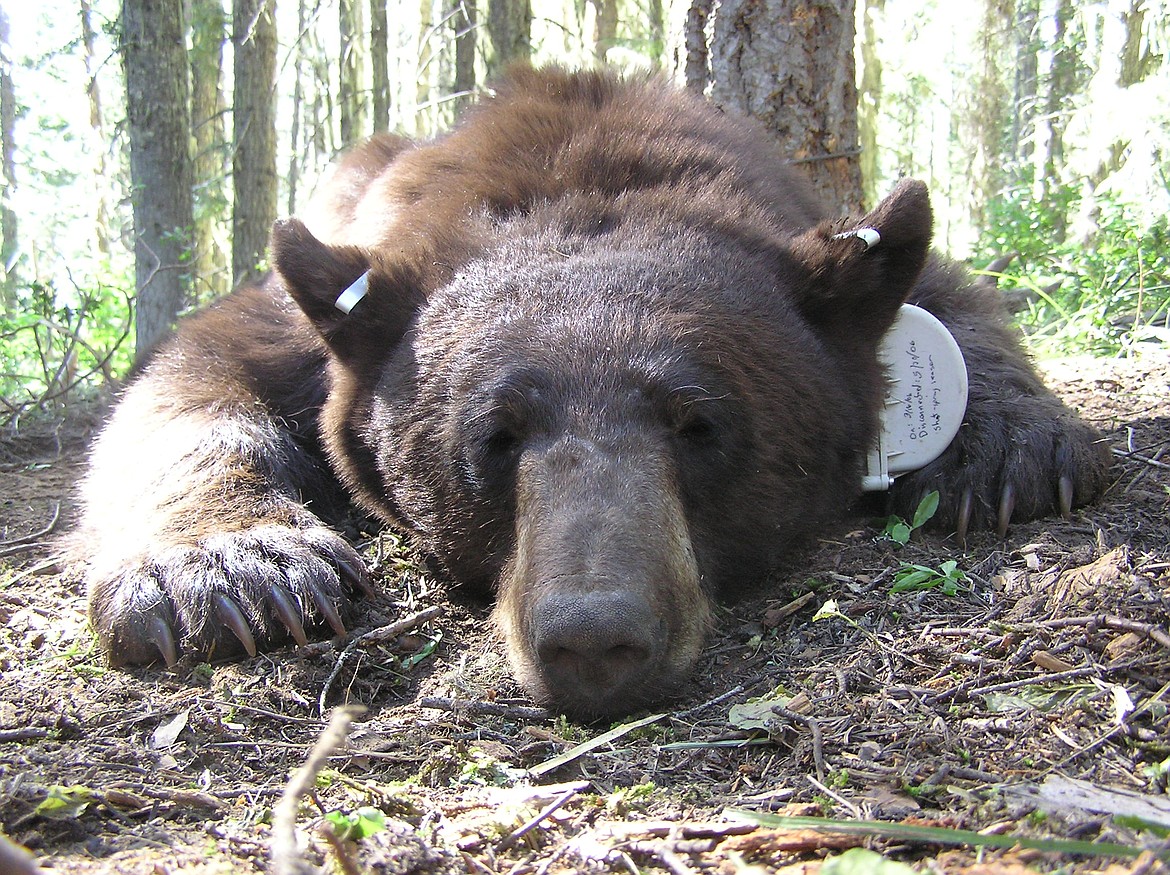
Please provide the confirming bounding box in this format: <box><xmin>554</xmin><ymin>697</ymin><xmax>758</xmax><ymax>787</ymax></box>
<box><xmin>75</xmin><ymin>67</ymin><xmax>1111</xmax><ymax>719</ymax></box>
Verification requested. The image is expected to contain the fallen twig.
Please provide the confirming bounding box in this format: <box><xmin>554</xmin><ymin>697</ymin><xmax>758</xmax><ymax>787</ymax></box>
<box><xmin>271</xmin><ymin>704</ymin><xmax>365</xmax><ymax>875</ymax></box>
<box><xmin>0</xmin><ymin>503</ymin><xmax>61</xmax><ymax>552</ymax></box>
<box><xmin>497</xmin><ymin>785</ymin><xmax>580</xmax><ymax>852</ymax></box>
<box><xmin>316</xmin><ymin>605</ymin><xmax>443</xmax><ymax>715</ymax></box>
<box><xmin>419</xmin><ymin>696</ymin><xmax>549</xmax><ymax>721</ymax></box>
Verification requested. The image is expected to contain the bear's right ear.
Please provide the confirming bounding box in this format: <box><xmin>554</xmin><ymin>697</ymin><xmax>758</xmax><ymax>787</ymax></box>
<box><xmin>786</xmin><ymin>178</ymin><xmax>933</xmax><ymax>349</ymax></box>
<box><xmin>271</xmin><ymin>218</ymin><xmax>424</xmax><ymax>370</ymax></box>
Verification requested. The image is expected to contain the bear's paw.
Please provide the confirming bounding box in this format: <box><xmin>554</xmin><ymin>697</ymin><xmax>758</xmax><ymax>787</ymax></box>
<box><xmin>86</xmin><ymin>525</ymin><xmax>372</xmax><ymax>666</ymax></box>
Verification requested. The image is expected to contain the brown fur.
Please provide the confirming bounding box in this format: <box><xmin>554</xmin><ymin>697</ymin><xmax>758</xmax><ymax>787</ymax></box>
<box><xmin>75</xmin><ymin>67</ymin><xmax>1110</xmax><ymax>717</ymax></box>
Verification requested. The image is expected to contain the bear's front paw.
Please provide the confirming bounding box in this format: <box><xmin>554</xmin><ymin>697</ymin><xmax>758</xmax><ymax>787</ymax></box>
<box><xmin>86</xmin><ymin>525</ymin><xmax>374</xmax><ymax>666</ymax></box>
<box><xmin>890</xmin><ymin>397</ymin><xmax>1112</xmax><ymax>543</ymax></box>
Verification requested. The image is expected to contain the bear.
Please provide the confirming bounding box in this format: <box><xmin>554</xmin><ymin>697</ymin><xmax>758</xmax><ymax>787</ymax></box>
<box><xmin>75</xmin><ymin>67</ymin><xmax>1111</xmax><ymax>719</ymax></box>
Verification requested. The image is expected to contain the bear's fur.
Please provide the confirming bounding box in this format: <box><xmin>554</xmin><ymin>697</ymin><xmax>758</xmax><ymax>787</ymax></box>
<box><xmin>76</xmin><ymin>68</ymin><xmax>1111</xmax><ymax>718</ymax></box>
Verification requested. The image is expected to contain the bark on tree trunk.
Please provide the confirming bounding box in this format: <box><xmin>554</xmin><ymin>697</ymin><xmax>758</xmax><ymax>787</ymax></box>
<box><xmin>486</xmin><ymin>0</ymin><xmax>531</xmax><ymax>75</ymax></box>
<box><xmin>339</xmin><ymin>0</ymin><xmax>365</xmax><ymax>145</ymax></box>
<box><xmin>371</xmin><ymin>0</ymin><xmax>390</xmax><ymax>131</ymax></box>
<box><xmin>190</xmin><ymin>0</ymin><xmax>230</xmax><ymax>301</ymax></box>
<box><xmin>232</xmin><ymin>0</ymin><xmax>277</xmax><ymax>286</ymax></box>
<box><xmin>452</xmin><ymin>0</ymin><xmax>477</xmax><ymax>112</ymax></box>
<box><xmin>690</xmin><ymin>0</ymin><xmax>864</xmax><ymax>217</ymax></box>
<box><xmin>0</xmin><ymin>6</ymin><xmax>17</xmax><ymax>309</ymax></box>
<box><xmin>80</xmin><ymin>0</ymin><xmax>112</xmax><ymax>259</ymax></box>
<box><xmin>122</xmin><ymin>0</ymin><xmax>194</xmax><ymax>358</ymax></box>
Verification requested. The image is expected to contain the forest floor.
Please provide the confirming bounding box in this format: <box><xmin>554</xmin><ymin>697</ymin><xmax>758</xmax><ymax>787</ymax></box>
<box><xmin>0</xmin><ymin>345</ymin><xmax>1167</xmax><ymax>875</ymax></box>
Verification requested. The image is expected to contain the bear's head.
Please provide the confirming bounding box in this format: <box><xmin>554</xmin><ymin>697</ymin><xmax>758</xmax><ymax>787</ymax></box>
<box><xmin>273</xmin><ymin>179</ymin><xmax>931</xmax><ymax>719</ymax></box>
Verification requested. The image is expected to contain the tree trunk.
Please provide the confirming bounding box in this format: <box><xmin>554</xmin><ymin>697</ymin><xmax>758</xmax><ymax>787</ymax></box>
<box><xmin>0</xmin><ymin>6</ymin><xmax>17</xmax><ymax>310</ymax></box>
<box><xmin>681</xmin><ymin>0</ymin><xmax>713</xmax><ymax>93</ymax></box>
<box><xmin>694</xmin><ymin>0</ymin><xmax>864</xmax><ymax>217</ymax></box>
<box><xmin>371</xmin><ymin>0</ymin><xmax>390</xmax><ymax>131</ymax></box>
<box><xmin>232</xmin><ymin>0</ymin><xmax>276</xmax><ymax>286</ymax></box>
<box><xmin>190</xmin><ymin>0</ymin><xmax>230</xmax><ymax>301</ymax></box>
<box><xmin>339</xmin><ymin>0</ymin><xmax>365</xmax><ymax>145</ymax></box>
<box><xmin>857</xmin><ymin>0</ymin><xmax>883</xmax><ymax>209</ymax></box>
<box><xmin>968</xmin><ymin>0</ymin><xmax>1013</xmax><ymax>232</ymax></box>
<box><xmin>591</xmin><ymin>0</ymin><xmax>617</xmax><ymax>64</ymax></box>
<box><xmin>122</xmin><ymin>0</ymin><xmax>194</xmax><ymax>358</ymax></box>
<box><xmin>486</xmin><ymin>0</ymin><xmax>531</xmax><ymax>75</ymax></box>
<box><xmin>451</xmin><ymin>0</ymin><xmax>476</xmax><ymax>112</ymax></box>
<box><xmin>80</xmin><ymin>0</ymin><xmax>113</xmax><ymax>259</ymax></box>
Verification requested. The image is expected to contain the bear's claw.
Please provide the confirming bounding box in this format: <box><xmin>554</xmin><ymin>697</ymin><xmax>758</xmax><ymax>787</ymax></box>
<box><xmin>268</xmin><ymin>584</ymin><xmax>310</xmax><ymax>646</ymax></box>
<box><xmin>147</xmin><ymin>613</ymin><xmax>178</xmax><ymax>668</ymax></box>
<box><xmin>1059</xmin><ymin>473</ymin><xmax>1074</xmax><ymax>519</ymax></box>
<box><xmin>88</xmin><ymin>524</ymin><xmax>370</xmax><ymax>666</ymax></box>
<box><xmin>996</xmin><ymin>482</ymin><xmax>1016</xmax><ymax>540</ymax></box>
<box><xmin>213</xmin><ymin>593</ymin><xmax>257</xmax><ymax>657</ymax></box>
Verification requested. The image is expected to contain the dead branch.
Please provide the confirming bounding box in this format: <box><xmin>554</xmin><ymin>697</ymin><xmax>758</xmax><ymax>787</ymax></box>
<box><xmin>271</xmin><ymin>704</ymin><xmax>365</xmax><ymax>875</ymax></box>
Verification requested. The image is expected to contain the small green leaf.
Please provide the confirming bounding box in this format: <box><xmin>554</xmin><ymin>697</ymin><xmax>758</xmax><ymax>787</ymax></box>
<box><xmin>911</xmin><ymin>491</ymin><xmax>940</xmax><ymax>529</ymax></box>
<box><xmin>324</xmin><ymin>806</ymin><xmax>387</xmax><ymax>841</ymax></box>
<box><xmin>36</xmin><ymin>785</ymin><xmax>93</xmax><ymax>820</ymax></box>
<box><xmin>823</xmin><ymin>847</ymin><xmax>918</xmax><ymax>875</ymax></box>
<box><xmin>884</xmin><ymin>521</ymin><xmax>911</xmax><ymax>546</ymax></box>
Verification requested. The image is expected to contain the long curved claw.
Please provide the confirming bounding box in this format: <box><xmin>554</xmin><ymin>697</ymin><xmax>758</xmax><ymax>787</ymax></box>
<box><xmin>269</xmin><ymin>585</ymin><xmax>308</xmax><ymax>647</ymax></box>
<box><xmin>956</xmin><ymin>487</ymin><xmax>974</xmax><ymax>548</ymax></box>
<box><xmin>147</xmin><ymin>614</ymin><xmax>179</xmax><ymax>668</ymax></box>
<box><xmin>214</xmin><ymin>593</ymin><xmax>257</xmax><ymax>657</ymax></box>
<box><xmin>996</xmin><ymin>482</ymin><xmax>1016</xmax><ymax>539</ymax></box>
<box><xmin>1058</xmin><ymin>473</ymin><xmax>1074</xmax><ymax>519</ymax></box>
<box><xmin>338</xmin><ymin>556</ymin><xmax>377</xmax><ymax>600</ymax></box>
<box><xmin>308</xmin><ymin>584</ymin><xmax>347</xmax><ymax>637</ymax></box>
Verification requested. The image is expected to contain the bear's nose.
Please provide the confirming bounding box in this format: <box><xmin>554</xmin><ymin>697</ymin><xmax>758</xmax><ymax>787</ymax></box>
<box><xmin>532</xmin><ymin>590</ymin><xmax>655</xmax><ymax>691</ymax></box>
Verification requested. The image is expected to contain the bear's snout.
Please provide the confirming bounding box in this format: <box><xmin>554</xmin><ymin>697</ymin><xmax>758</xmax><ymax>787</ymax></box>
<box><xmin>531</xmin><ymin>588</ymin><xmax>657</xmax><ymax>690</ymax></box>
<box><xmin>494</xmin><ymin>433</ymin><xmax>712</xmax><ymax>719</ymax></box>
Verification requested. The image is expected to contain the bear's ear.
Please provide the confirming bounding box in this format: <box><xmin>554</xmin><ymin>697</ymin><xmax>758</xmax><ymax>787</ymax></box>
<box><xmin>271</xmin><ymin>218</ymin><xmax>423</xmax><ymax>370</ymax></box>
<box><xmin>787</xmin><ymin>178</ymin><xmax>932</xmax><ymax>347</ymax></box>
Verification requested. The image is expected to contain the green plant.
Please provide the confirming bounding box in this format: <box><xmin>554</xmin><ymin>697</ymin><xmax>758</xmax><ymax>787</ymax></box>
<box><xmin>890</xmin><ymin>559</ymin><xmax>967</xmax><ymax>596</ymax></box>
<box><xmin>974</xmin><ymin>178</ymin><xmax>1170</xmax><ymax>357</ymax></box>
<box><xmin>323</xmin><ymin>806</ymin><xmax>387</xmax><ymax>841</ymax></box>
<box><xmin>880</xmin><ymin>491</ymin><xmax>939</xmax><ymax>546</ymax></box>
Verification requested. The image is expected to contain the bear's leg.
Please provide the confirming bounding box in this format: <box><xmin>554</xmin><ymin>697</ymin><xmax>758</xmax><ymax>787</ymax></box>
<box><xmin>76</xmin><ymin>375</ymin><xmax>369</xmax><ymax>666</ymax></box>
<box><xmin>892</xmin><ymin>256</ymin><xmax>1112</xmax><ymax>542</ymax></box>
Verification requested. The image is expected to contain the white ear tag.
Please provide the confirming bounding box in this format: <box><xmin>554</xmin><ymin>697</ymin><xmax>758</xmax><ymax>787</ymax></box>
<box><xmin>832</xmin><ymin>227</ymin><xmax>881</xmax><ymax>250</ymax></box>
<box><xmin>862</xmin><ymin>304</ymin><xmax>969</xmax><ymax>491</ymax></box>
<box><xmin>334</xmin><ymin>269</ymin><xmax>371</xmax><ymax>314</ymax></box>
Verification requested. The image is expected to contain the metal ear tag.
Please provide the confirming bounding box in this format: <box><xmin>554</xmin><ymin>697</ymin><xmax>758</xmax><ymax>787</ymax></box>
<box><xmin>831</xmin><ymin>227</ymin><xmax>881</xmax><ymax>250</ymax></box>
<box><xmin>334</xmin><ymin>270</ymin><xmax>371</xmax><ymax>314</ymax></box>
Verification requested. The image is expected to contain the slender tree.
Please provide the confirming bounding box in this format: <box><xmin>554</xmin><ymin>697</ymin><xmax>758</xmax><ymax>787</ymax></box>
<box><xmin>0</xmin><ymin>6</ymin><xmax>16</xmax><ymax>309</ymax></box>
<box><xmin>190</xmin><ymin>0</ymin><xmax>230</xmax><ymax>301</ymax></box>
<box><xmin>339</xmin><ymin>0</ymin><xmax>366</xmax><ymax>145</ymax></box>
<box><xmin>122</xmin><ymin>0</ymin><xmax>194</xmax><ymax>358</ymax></box>
<box><xmin>232</xmin><ymin>0</ymin><xmax>277</xmax><ymax>286</ymax></box>
<box><xmin>591</xmin><ymin>0</ymin><xmax>617</xmax><ymax>64</ymax></box>
<box><xmin>371</xmin><ymin>0</ymin><xmax>390</xmax><ymax>131</ymax></box>
<box><xmin>80</xmin><ymin>0</ymin><xmax>113</xmax><ymax>258</ymax></box>
<box><xmin>451</xmin><ymin>0</ymin><xmax>476</xmax><ymax>111</ymax></box>
<box><xmin>486</xmin><ymin>0</ymin><xmax>531</xmax><ymax>75</ymax></box>
<box><xmin>690</xmin><ymin>0</ymin><xmax>863</xmax><ymax>216</ymax></box>
<box><xmin>857</xmin><ymin>0</ymin><xmax>884</xmax><ymax>209</ymax></box>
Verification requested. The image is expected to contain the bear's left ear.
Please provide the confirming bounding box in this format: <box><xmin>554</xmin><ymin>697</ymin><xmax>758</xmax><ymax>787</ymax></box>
<box><xmin>271</xmin><ymin>218</ymin><xmax>424</xmax><ymax>370</ymax></box>
<box><xmin>787</xmin><ymin>178</ymin><xmax>932</xmax><ymax>347</ymax></box>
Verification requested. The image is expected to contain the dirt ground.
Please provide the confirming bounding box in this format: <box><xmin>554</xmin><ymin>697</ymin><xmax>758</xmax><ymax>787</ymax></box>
<box><xmin>0</xmin><ymin>345</ymin><xmax>1167</xmax><ymax>875</ymax></box>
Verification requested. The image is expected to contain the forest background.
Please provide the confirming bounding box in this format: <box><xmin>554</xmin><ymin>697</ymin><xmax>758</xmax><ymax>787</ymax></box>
<box><xmin>0</xmin><ymin>0</ymin><xmax>1168</xmax><ymax>427</ymax></box>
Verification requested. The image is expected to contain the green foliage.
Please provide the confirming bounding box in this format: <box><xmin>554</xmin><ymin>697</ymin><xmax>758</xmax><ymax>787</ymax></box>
<box><xmin>323</xmin><ymin>805</ymin><xmax>387</xmax><ymax>841</ymax></box>
<box><xmin>890</xmin><ymin>559</ymin><xmax>966</xmax><ymax>596</ymax></box>
<box><xmin>880</xmin><ymin>491</ymin><xmax>939</xmax><ymax>546</ymax></box>
<box><xmin>1</xmin><ymin>272</ymin><xmax>134</xmax><ymax>424</ymax></box>
<box><xmin>35</xmin><ymin>785</ymin><xmax>93</xmax><ymax>820</ymax></box>
<box><xmin>975</xmin><ymin>179</ymin><xmax>1170</xmax><ymax>357</ymax></box>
